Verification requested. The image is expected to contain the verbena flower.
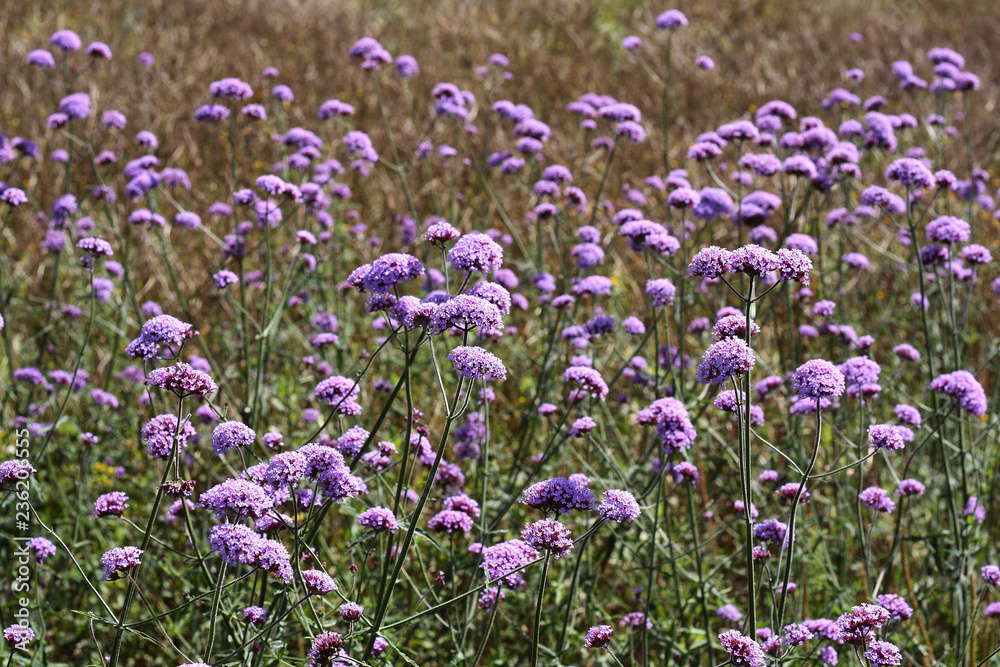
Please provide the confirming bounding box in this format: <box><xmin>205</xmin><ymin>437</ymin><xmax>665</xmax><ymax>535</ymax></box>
<box><xmin>145</xmin><ymin>363</ymin><xmax>217</xmax><ymax>397</ymax></box>
<box><xmin>200</xmin><ymin>479</ymin><xmax>274</xmax><ymax>520</ymax></box>
<box><xmin>26</xmin><ymin>537</ymin><xmax>56</xmax><ymax>564</ymax></box>
<box><xmin>209</xmin><ymin>420</ymin><xmax>255</xmax><ymax>455</ymax></box>
<box><xmin>428</xmin><ymin>295</ymin><xmax>503</xmax><ymax>335</ymax></box>
<box><xmin>584</xmin><ymin>624</ymin><xmax>613</xmax><ymax>648</ymax></box>
<box><xmin>306</xmin><ymin>631</ymin><xmax>346</xmax><ymax>666</ymax></box>
<box><xmin>241</xmin><ymin>606</ymin><xmax>269</xmax><ymax>625</ymax></box>
<box><xmin>859</xmin><ymin>487</ymin><xmax>895</xmax><ymax>513</ymax></box>
<box><xmin>563</xmin><ymin>366</ymin><xmax>609</xmax><ymax>400</ymax></box>
<box><xmin>696</xmin><ymin>338</ymin><xmax>755</xmax><ymax>384</ymax></box>
<box><xmin>302</xmin><ymin>569</ymin><xmax>338</xmax><ymax>595</ymax></box>
<box><xmin>314</xmin><ymin>375</ymin><xmax>362</xmax><ymax>415</ymax></box>
<box><xmin>93</xmin><ymin>492</ymin><xmax>129</xmax><ymax>518</ymax></box>
<box><xmin>141</xmin><ymin>414</ymin><xmax>197</xmax><ymax>458</ymax></box>
<box><xmin>3</xmin><ymin>625</ymin><xmax>35</xmax><ymax>649</ymax></box>
<box><xmin>446</xmin><ymin>345</ymin><xmax>507</xmax><ymax>381</ymax></box>
<box><xmin>521</xmin><ymin>518</ymin><xmax>574</xmax><ymax>558</ymax></box>
<box><xmin>480</xmin><ymin>539</ymin><xmax>538</xmax><ymax>589</ymax></box>
<box><xmin>930</xmin><ymin>370</ymin><xmax>987</xmax><ymax>416</ymax></box>
<box><xmin>718</xmin><ymin>629</ymin><xmax>765</xmax><ymax>667</ymax></box>
<box><xmin>127</xmin><ymin>315</ymin><xmax>196</xmax><ymax>359</ymax></box>
<box><xmin>896</xmin><ymin>479</ymin><xmax>925</xmax><ymax>497</ymax></box>
<box><xmin>875</xmin><ymin>594</ymin><xmax>913</xmax><ymax>620</ymax></box>
<box><xmin>521</xmin><ymin>477</ymin><xmax>596</xmax><ymax>514</ymax></box>
<box><xmin>428</xmin><ymin>509</ymin><xmax>474</xmax><ymax>533</ymax></box>
<box><xmin>357</xmin><ymin>506</ymin><xmax>398</xmax><ymax>533</ymax></box>
<box><xmin>447</xmin><ymin>232</ymin><xmax>503</xmax><ymax>273</ymax></box>
<box><xmin>835</xmin><ymin>603</ymin><xmax>890</xmax><ymax>646</ymax></box>
<box><xmin>101</xmin><ymin>546</ymin><xmax>143</xmax><ymax>581</ymax></box>
<box><xmin>863</xmin><ymin>640</ymin><xmax>902</xmax><ymax>666</ymax></box>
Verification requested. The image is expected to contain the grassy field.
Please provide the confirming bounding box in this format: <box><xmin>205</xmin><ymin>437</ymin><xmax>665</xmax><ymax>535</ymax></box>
<box><xmin>0</xmin><ymin>1</ymin><xmax>998</xmax><ymax>666</ymax></box>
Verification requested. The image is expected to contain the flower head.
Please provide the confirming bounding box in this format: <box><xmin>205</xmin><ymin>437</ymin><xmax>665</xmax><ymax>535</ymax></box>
<box><xmin>584</xmin><ymin>624</ymin><xmax>614</xmax><ymax>648</ymax></box>
<box><xmin>101</xmin><ymin>546</ymin><xmax>143</xmax><ymax>581</ymax></box>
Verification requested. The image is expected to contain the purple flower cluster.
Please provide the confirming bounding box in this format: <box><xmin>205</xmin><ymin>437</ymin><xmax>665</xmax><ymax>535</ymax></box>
<box><xmin>521</xmin><ymin>477</ymin><xmax>596</xmax><ymax>514</ymax></box>
<box><xmin>126</xmin><ymin>315</ymin><xmax>196</xmax><ymax>359</ymax></box>
<box><xmin>446</xmin><ymin>345</ymin><xmax>507</xmax><ymax>381</ymax></box>
<box><xmin>930</xmin><ymin>370</ymin><xmax>987</xmax><ymax>416</ymax></box>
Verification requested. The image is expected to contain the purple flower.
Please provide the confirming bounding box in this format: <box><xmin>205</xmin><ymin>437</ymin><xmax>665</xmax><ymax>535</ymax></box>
<box><xmin>101</xmin><ymin>546</ymin><xmax>143</xmax><ymax>581</ymax></box>
<box><xmin>127</xmin><ymin>315</ymin><xmax>196</xmax><ymax>359</ymax></box>
<box><xmin>302</xmin><ymin>569</ymin><xmax>338</xmax><ymax>595</ymax></box>
<box><xmin>892</xmin><ymin>344</ymin><xmax>920</xmax><ymax>361</ymax></box>
<box><xmin>50</xmin><ymin>29</ymin><xmax>82</xmax><ymax>51</ymax></box>
<box><xmin>863</xmin><ymin>640</ymin><xmax>902</xmax><ymax>666</ymax></box>
<box><xmin>782</xmin><ymin>623</ymin><xmax>815</xmax><ymax>646</ymax></box>
<box><xmin>569</xmin><ymin>416</ymin><xmax>597</xmax><ymax>436</ymax></box>
<box><xmin>241</xmin><ymin>606</ymin><xmax>269</xmax><ymax>625</ymax></box>
<box><xmin>521</xmin><ymin>477</ymin><xmax>596</xmax><ymax>514</ymax></box>
<box><xmin>982</xmin><ymin>565</ymin><xmax>1000</xmax><ymax>587</ymax></box>
<box><xmin>25</xmin><ymin>537</ymin><xmax>56</xmax><ymax>564</ymax></box>
<box><xmin>361</xmin><ymin>253</ymin><xmax>425</xmax><ymax>293</ymax></box>
<box><xmin>717</xmin><ymin>604</ymin><xmax>743</xmax><ymax>623</ymax></box>
<box><xmin>885</xmin><ymin>158</ymin><xmax>934</xmax><ymax>188</ymax></box>
<box><xmin>93</xmin><ymin>492</ymin><xmax>129</xmax><ymax>518</ymax></box>
<box><xmin>428</xmin><ymin>509</ymin><xmax>474</xmax><ymax>533</ymax></box>
<box><xmin>754</xmin><ymin>519</ymin><xmax>790</xmax><ymax>548</ymax></box>
<box><xmin>428</xmin><ymin>295</ymin><xmax>503</xmax><ymax>335</ymax></box>
<box><xmin>688</xmin><ymin>246</ymin><xmax>732</xmax><ymax>278</ymax></box>
<box><xmin>599</xmin><ymin>489</ymin><xmax>641</xmax><ymax>523</ymax></box>
<box><xmin>695</xmin><ymin>55</ymin><xmax>715</xmax><ymax>70</ymax></box>
<box><xmin>635</xmin><ymin>397</ymin><xmax>698</xmax><ymax>454</ymax></box>
<box><xmin>930</xmin><ymin>370</ymin><xmax>987</xmax><ymax>416</ymax></box>
<box><xmin>200</xmin><ymin>479</ymin><xmax>274</xmax><ymax>520</ymax></box>
<box><xmin>713</xmin><ymin>316</ymin><xmax>760</xmax><ymax>341</ymax></box>
<box><xmin>395</xmin><ymin>54</ymin><xmax>419</xmax><ymax>77</ymax></box>
<box><xmin>0</xmin><ymin>188</ymin><xmax>27</xmax><ymax>207</ymax></box>
<box><xmin>59</xmin><ymin>92</ymin><xmax>91</xmax><ymax>120</ymax></box>
<box><xmin>210</xmin><ymin>77</ymin><xmax>253</xmax><ymax>100</ymax></box>
<box><xmin>480</xmin><ymin>539</ymin><xmax>539</xmax><ymax>588</ymax></box>
<box><xmin>718</xmin><ymin>629</ymin><xmax>766</xmax><ymax>667</ymax></box>
<box><xmin>448</xmin><ymin>232</ymin><xmax>504</xmax><ymax>274</ymax></box>
<box><xmin>655</xmin><ymin>9</ymin><xmax>688</xmax><ymax>28</ymax></box>
<box><xmin>693</xmin><ymin>188</ymin><xmax>735</xmax><ymax>219</ymax></box>
<box><xmin>868</xmin><ymin>424</ymin><xmax>905</xmax><ymax>451</ymax></box>
<box><xmin>696</xmin><ymin>338</ymin><xmax>755</xmax><ymax>384</ymax></box>
<box><xmin>446</xmin><ymin>345</ymin><xmax>506</xmax><ymax>382</ymax></box>
<box><xmin>194</xmin><ymin>104</ymin><xmax>231</xmax><ymax>122</ymax></box>
<box><xmin>306</xmin><ymin>631</ymin><xmax>345</xmax><ymax>666</ymax></box>
<box><xmin>209</xmin><ymin>523</ymin><xmax>260</xmax><ymax>566</ymax></box>
<box><xmin>835</xmin><ymin>603</ymin><xmax>891</xmax><ymax>646</ymax></box>
<box><xmin>584</xmin><ymin>624</ymin><xmax>614</xmax><ymax>648</ymax></box>
<box><xmin>875</xmin><ymin>594</ymin><xmax>913</xmax><ymax>620</ymax></box>
<box><xmin>27</xmin><ymin>49</ymin><xmax>56</xmax><ymax>68</ymax></box>
<box><xmin>646</xmin><ymin>279</ymin><xmax>676</xmax><ymax>308</ymax></box>
<box><xmin>859</xmin><ymin>486</ymin><xmax>895</xmax><ymax>513</ymax></box>
<box><xmin>521</xmin><ymin>518</ymin><xmax>574</xmax><ymax>558</ymax></box>
<box><xmin>212</xmin><ymin>421</ymin><xmax>256</xmax><ymax>455</ymax></box>
<box><xmin>0</xmin><ymin>460</ymin><xmax>35</xmax><ymax>489</ymax></box>
<box><xmin>925</xmin><ymin>215</ymin><xmax>971</xmax><ymax>244</ymax></box>
<box><xmin>839</xmin><ymin>356</ymin><xmax>881</xmax><ymax>398</ymax></box>
<box><xmin>959</xmin><ymin>244</ymin><xmax>992</xmax><ymax>264</ymax></box>
<box><xmin>563</xmin><ymin>366</ymin><xmax>609</xmax><ymax>400</ymax></box>
<box><xmin>357</xmin><ymin>506</ymin><xmax>398</xmax><ymax>533</ymax></box>
<box><xmin>314</xmin><ymin>375</ymin><xmax>362</xmax><ymax>415</ymax></box>
<box><xmin>3</xmin><ymin>625</ymin><xmax>35</xmax><ymax>649</ymax></box>
<box><xmin>896</xmin><ymin>479</ymin><xmax>925</xmax><ymax>497</ymax></box>
<box><xmin>145</xmin><ymin>363</ymin><xmax>217</xmax><ymax>397</ymax></box>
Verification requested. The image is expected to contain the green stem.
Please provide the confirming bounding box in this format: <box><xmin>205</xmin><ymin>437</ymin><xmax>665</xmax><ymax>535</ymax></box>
<box><xmin>530</xmin><ymin>551</ymin><xmax>552</xmax><ymax>667</ymax></box>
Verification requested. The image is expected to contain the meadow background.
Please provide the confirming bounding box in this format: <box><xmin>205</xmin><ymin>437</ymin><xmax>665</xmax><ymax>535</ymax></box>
<box><xmin>0</xmin><ymin>0</ymin><xmax>998</xmax><ymax>666</ymax></box>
